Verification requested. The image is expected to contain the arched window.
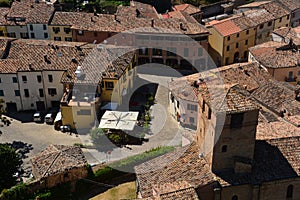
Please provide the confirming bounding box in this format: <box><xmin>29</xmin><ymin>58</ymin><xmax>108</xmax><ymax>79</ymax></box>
<box><xmin>221</xmin><ymin>145</ymin><xmax>227</xmax><ymax>153</ymax></box>
<box><xmin>232</xmin><ymin>195</ymin><xmax>238</xmax><ymax>200</ymax></box>
<box><xmin>286</xmin><ymin>185</ymin><xmax>293</xmax><ymax>199</ymax></box>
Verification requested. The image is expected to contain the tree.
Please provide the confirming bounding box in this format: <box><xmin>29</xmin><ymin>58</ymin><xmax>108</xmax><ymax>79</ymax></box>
<box><xmin>90</xmin><ymin>128</ymin><xmax>107</xmax><ymax>147</ymax></box>
<box><xmin>0</xmin><ymin>144</ymin><xmax>22</xmax><ymax>192</ymax></box>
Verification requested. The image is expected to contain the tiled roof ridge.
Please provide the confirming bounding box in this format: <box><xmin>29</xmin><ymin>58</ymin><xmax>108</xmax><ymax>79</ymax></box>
<box><xmin>265</xmin><ymin>135</ymin><xmax>300</xmax><ymax>143</ymax></box>
<box><xmin>41</xmin><ymin>146</ymin><xmax>61</xmax><ymax>177</ymax></box>
<box><xmin>159</xmin><ymin>186</ymin><xmax>197</xmax><ymax>197</ymax></box>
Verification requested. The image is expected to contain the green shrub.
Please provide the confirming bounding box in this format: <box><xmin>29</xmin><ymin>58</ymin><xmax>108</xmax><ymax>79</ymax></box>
<box><xmin>1</xmin><ymin>183</ymin><xmax>29</xmax><ymax>200</ymax></box>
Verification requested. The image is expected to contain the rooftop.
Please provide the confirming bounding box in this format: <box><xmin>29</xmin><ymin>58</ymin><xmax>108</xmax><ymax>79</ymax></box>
<box><xmin>6</xmin><ymin>0</ymin><xmax>54</xmax><ymax>25</ymax></box>
<box><xmin>249</xmin><ymin>41</ymin><xmax>300</xmax><ymax>69</ymax></box>
<box><xmin>261</xmin><ymin>1</ymin><xmax>290</xmax><ymax>18</ymax></box>
<box><xmin>116</xmin><ymin>2</ymin><xmax>159</xmax><ymax>19</ymax></box>
<box><xmin>135</xmin><ymin>143</ymin><xmax>216</xmax><ymax>198</ymax></box>
<box><xmin>173</xmin><ymin>4</ymin><xmax>201</xmax><ymax>15</ymax></box>
<box><xmin>210</xmin><ymin>19</ymin><xmax>241</xmax><ymax>36</ymax></box>
<box><xmin>276</xmin><ymin>0</ymin><xmax>300</xmax><ymax>12</ymax></box>
<box><xmin>50</xmin><ymin>11</ymin><xmax>86</xmax><ymax>26</ymax></box>
<box><xmin>0</xmin><ymin>7</ymin><xmax>9</xmax><ymax>25</ymax></box>
<box><xmin>243</xmin><ymin>9</ymin><xmax>275</xmax><ymax>25</ymax></box>
<box><xmin>31</xmin><ymin>144</ymin><xmax>87</xmax><ymax>179</ymax></box>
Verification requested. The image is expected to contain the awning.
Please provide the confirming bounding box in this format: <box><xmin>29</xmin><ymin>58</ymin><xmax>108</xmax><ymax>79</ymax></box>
<box><xmin>54</xmin><ymin>111</ymin><xmax>62</xmax><ymax>122</ymax></box>
<box><xmin>99</xmin><ymin>111</ymin><xmax>139</xmax><ymax>131</ymax></box>
<box><xmin>100</xmin><ymin>102</ymin><xmax>118</xmax><ymax>110</ymax></box>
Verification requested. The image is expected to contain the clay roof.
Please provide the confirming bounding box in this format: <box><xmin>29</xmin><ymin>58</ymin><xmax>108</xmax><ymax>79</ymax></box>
<box><xmin>211</xmin><ymin>19</ymin><xmax>241</xmax><ymax>36</ymax></box>
<box><xmin>135</xmin><ymin>143</ymin><xmax>216</xmax><ymax>199</ymax></box>
<box><xmin>272</xmin><ymin>26</ymin><xmax>300</xmax><ymax>45</ymax></box>
<box><xmin>251</xmin><ymin>80</ymin><xmax>300</xmax><ymax>115</ymax></box>
<box><xmin>249</xmin><ymin>41</ymin><xmax>300</xmax><ymax>69</ymax></box>
<box><xmin>71</xmin><ymin>13</ymin><xmax>209</xmax><ymax>36</ymax></box>
<box><xmin>238</xmin><ymin>1</ymin><xmax>270</xmax><ymax>8</ymax></box>
<box><xmin>243</xmin><ymin>9</ymin><xmax>275</xmax><ymax>25</ymax></box>
<box><xmin>261</xmin><ymin>1</ymin><xmax>290</xmax><ymax>18</ymax></box>
<box><xmin>159</xmin><ymin>187</ymin><xmax>199</xmax><ymax>200</ymax></box>
<box><xmin>173</xmin><ymin>4</ymin><xmax>201</xmax><ymax>15</ymax></box>
<box><xmin>72</xmin><ymin>45</ymin><xmax>135</xmax><ymax>85</ymax></box>
<box><xmin>6</xmin><ymin>0</ymin><xmax>54</xmax><ymax>25</ymax></box>
<box><xmin>117</xmin><ymin>2</ymin><xmax>159</xmax><ymax>19</ymax></box>
<box><xmin>31</xmin><ymin>144</ymin><xmax>87</xmax><ymax>179</ymax></box>
<box><xmin>230</xmin><ymin>14</ymin><xmax>256</xmax><ymax>30</ymax></box>
<box><xmin>276</xmin><ymin>0</ymin><xmax>300</xmax><ymax>12</ymax></box>
<box><xmin>0</xmin><ymin>8</ymin><xmax>9</xmax><ymax>25</ymax></box>
<box><xmin>50</xmin><ymin>11</ymin><xmax>86</xmax><ymax>26</ymax></box>
<box><xmin>0</xmin><ymin>38</ymin><xmax>95</xmax><ymax>81</ymax></box>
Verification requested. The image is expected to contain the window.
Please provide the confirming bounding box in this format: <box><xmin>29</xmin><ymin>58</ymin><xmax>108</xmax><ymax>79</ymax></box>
<box><xmin>237</xmin><ymin>33</ymin><xmax>239</xmax><ymax>38</ymax></box>
<box><xmin>286</xmin><ymin>185</ymin><xmax>293</xmax><ymax>199</ymax></box>
<box><xmin>0</xmin><ymin>90</ymin><xmax>4</xmax><ymax>96</ymax></box>
<box><xmin>226</xmin><ymin>46</ymin><xmax>230</xmax><ymax>51</ymax></box>
<box><xmin>54</xmin><ymin>37</ymin><xmax>61</xmax><ymax>41</ymax></box>
<box><xmin>48</xmin><ymin>88</ymin><xmax>57</xmax><ymax>96</ymax></box>
<box><xmin>12</xmin><ymin>77</ymin><xmax>17</xmax><ymax>83</ymax></box>
<box><xmin>198</xmin><ymin>48</ymin><xmax>203</xmax><ymax>56</ymax></box>
<box><xmin>177</xmin><ymin>101</ymin><xmax>179</xmax><ymax>109</ymax></box>
<box><xmin>0</xmin><ymin>31</ymin><xmax>4</xmax><ymax>36</ymax></box>
<box><xmin>43</xmin><ymin>24</ymin><xmax>47</xmax><ymax>30</ymax></box>
<box><xmin>22</xmin><ymin>75</ymin><xmax>27</xmax><ymax>82</ymax></box>
<box><xmin>227</xmin><ymin>36</ymin><xmax>230</xmax><ymax>41</ymax></box>
<box><xmin>64</xmin><ymin>27</ymin><xmax>71</xmax><ymax>34</ymax></box>
<box><xmin>24</xmin><ymin>89</ymin><xmax>29</xmax><ymax>97</ymax></box>
<box><xmin>48</xmin><ymin>75</ymin><xmax>53</xmax><ymax>82</ymax></box>
<box><xmin>44</xmin><ymin>33</ymin><xmax>48</xmax><ymax>38</ymax></box>
<box><xmin>187</xmin><ymin>104</ymin><xmax>197</xmax><ymax>111</ymax></box>
<box><xmin>189</xmin><ymin>117</ymin><xmax>195</xmax><ymax>124</ymax></box>
<box><xmin>279</xmin><ymin>17</ymin><xmax>282</xmax><ymax>22</ymax></box>
<box><xmin>259</xmin><ymin>24</ymin><xmax>264</xmax><ymax>29</ymax></box>
<box><xmin>230</xmin><ymin>113</ymin><xmax>244</xmax><ymax>128</ymax></box>
<box><xmin>232</xmin><ymin>195</ymin><xmax>238</xmax><ymax>200</ymax></box>
<box><xmin>52</xmin><ymin>27</ymin><xmax>60</xmax><ymax>33</ymax></box>
<box><xmin>78</xmin><ymin>30</ymin><xmax>83</xmax><ymax>35</ymax></box>
<box><xmin>77</xmin><ymin>109</ymin><xmax>91</xmax><ymax>115</ymax></box>
<box><xmin>208</xmin><ymin>108</ymin><xmax>212</xmax><ymax>119</ymax></box>
<box><xmin>20</xmin><ymin>32</ymin><xmax>28</xmax><ymax>39</ymax></box>
<box><xmin>236</xmin><ymin>43</ymin><xmax>239</xmax><ymax>48</ymax></box>
<box><xmin>152</xmin><ymin>48</ymin><xmax>162</xmax><ymax>56</ymax></box>
<box><xmin>225</xmin><ymin>57</ymin><xmax>229</xmax><ymax>65</ymax></box>
<box><xmin>287</xmin><ymin>15</ymin><xmax>290</xmax><ymax>20</ymax></box>
<box><xmin>29</xmin><ymin>25</ymin><xmax>33</xmax><ymax>31</ymax></box>
<box><xmin>0</xmin><ymin>78</ymin><xmax>1</xmax><ymax>83</ymax></box>
<box><xmin>298</xmin><ymin>70</ymin><xmax>300</xmax><ymax>75</ymax></box>
<box><xmin>14</xmin><ymin>90</ymin><xmax>20</xmax><ymax>96</ymax></box>
<box><xmin>37</xmin><ymin>75</ymin><xmax>42</xmax><ymax>83</ymax></box>
<box><xmin>7</xmin><ymin>32</ymin><xmax>16</xmax><ymax>38</ymax></box>
<box><xmin>184</xmin><ymin>48</ymin><xmax>189</xmax><ymax>57</ymax></box>
<box><xmin>105</xmin><ymin>81</ymin><xmax>114</xmax><ymax>90</ymax></box>
<box><xmin>202</xmin><ymin>100</ymin><xmax>205</xmax><ymax>113</ymax></box>
<box><xmin>268</xmin><ymin>21</ymin><xmax>272</xmax><ymax>26</ymax></box>
<box><xmin>39</xmin><ymin>89</ymin><xmax>44</xmax><ymax>97</ymax></box>
<box><xmin>65</xmin><ymin>37</ymin><xmax>72</xmax><ymax>42</ymax></box>
<box><xmin>221</xmin><ymin>145</ymin><xmax>227</xmax><ymax>152</ymax></box>
<box><xmin>30</xmin><ymin>32</ymin><xmax>35</xmax><ymax>38</ymax></box>
<box><xmin>288</xmin><ymin>71</ymin><xmax>293</xmax><ymax>78</ymax></box>
<box><xmin>246</xmin><ymin>30</ymin><xmax>249</xmax><ymax>35</ymax></box>
<box><xmin>244</xmin><ymin>51</ymin><xmax>247</xmax><ymax>59</ymax></box>
<box><xmin>245</xmin><ymin>39</ymin><xmax>248</xmax><ymax>45</ymax></box>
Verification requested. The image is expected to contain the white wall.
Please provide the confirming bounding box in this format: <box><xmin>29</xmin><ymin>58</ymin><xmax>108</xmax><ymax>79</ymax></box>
<box><xmin>0</xmin><ymin>73</ymin><xmax>22</xmax><ymax>111</ymax></box>
<box><xmin>27</xmin><ymin>24</ymin><xmax>50</xmax><ymax>40</ymax></box>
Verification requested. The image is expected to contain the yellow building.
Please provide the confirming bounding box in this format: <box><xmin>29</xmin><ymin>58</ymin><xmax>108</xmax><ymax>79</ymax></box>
<box><xmin>49</xmin><ymin>12</ymin><xmax>84</xmax><ymax>42</ymax></box>
<box><xmin>60</xmin><ymin>47</ymin><xmax>137</xmax><ymax>130</ymax></box>
<box><xmin>208</xmin><ymin>15</ymin><xmax>256</xmax><ymax>66</ymax></box>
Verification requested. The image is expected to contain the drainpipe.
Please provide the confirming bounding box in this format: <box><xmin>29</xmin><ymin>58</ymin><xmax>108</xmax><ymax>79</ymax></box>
<box><xmin>41</xmin><ymin>71</ymin><xmax>48</xmax><ymax>109</ymax></box>
<box><xmin>16</xmin><ymin>73</ymin><xmax>24</xmax><ymax>111</ymax></box>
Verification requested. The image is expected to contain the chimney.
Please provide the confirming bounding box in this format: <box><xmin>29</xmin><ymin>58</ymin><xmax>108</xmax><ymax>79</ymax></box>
<box><xmin>136</xmin><ymin>9</ymin><xmax>141</xmax><ymax>17</ymax></box>
<box><xmin>151</xmin><ymin>18</ymin><xmax>154</xmax><ymax>27</ymax></box>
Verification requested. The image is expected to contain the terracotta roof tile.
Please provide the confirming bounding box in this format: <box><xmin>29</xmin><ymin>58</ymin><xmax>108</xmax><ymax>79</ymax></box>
<box><xmin>50</xmin><ymin>11</ymin><xmax>86</xmax><ymax>26</ymax></box>
<box><xmin>261</xmin><ymin>1</ymin><xmax>290</xmax><ymax>18</ymax></box>
<box><xmin>173</xmin><ymin>4</ymin><xmax>201</xmax><ymax>15</ymax></box>
<box><xmin>249</xmin><ymin>41</ymin><xmax>300</xmax><ymax>68</ymax></box>
<box><xmin>0</xmin><ymin>8</ymin><xmax>9</xmax><ymax>25</ymax></box>
<box><xmin>135</xmin><ymin>143</ymin><xmax>216</xmax><ymax>198</ymax></box>
<box><xmin>31</xmin><ymin>144</ymin><xmax>87</xmax><ymax>179</ymax></box>
<box><xmin>6</xmin><ymin>0</ymin><xmax>54</xmax><ymax>25</ymax></box>
<box><xmin>276</xmin><ymin>0</ymin><xmax>300</xmax><ymax>12</ymax></box>
<box><xmin>212</xmin><ymin>19</ymin><xmax>241</xmax><ymax>36</ymax></box>
<box><xmin>243</xmin><ymin>9</ymin><xmax>275</xmax><ymax>25</ymax></box>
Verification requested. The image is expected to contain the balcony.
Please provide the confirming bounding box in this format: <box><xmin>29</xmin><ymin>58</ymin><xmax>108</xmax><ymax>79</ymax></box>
<box><xmin>285</xmin><ymin>76</ymin><xmax>297</xmax><ymax>82</ymax></box>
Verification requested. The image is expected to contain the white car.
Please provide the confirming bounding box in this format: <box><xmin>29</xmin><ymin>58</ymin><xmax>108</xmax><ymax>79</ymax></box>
<box><xmin>33</xmin><ymin>112</ymin><xmax>43</xmax><ymax>122</ymax></box>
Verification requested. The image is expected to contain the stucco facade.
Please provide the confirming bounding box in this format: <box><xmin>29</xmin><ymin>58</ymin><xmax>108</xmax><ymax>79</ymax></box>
<box><xmin>27</xmin><ymin>24</ymin><xmax>50</xmax><ymax>40</ymax></box>
<box><xmin>6</xmin><ymin>25</ymin><xmax>28</xmax><ymax>39</ymax></box>
<box><xmin>49</xmin><ymin>25</ymin><xmax>73</xmax><ymax>41</ymax></box>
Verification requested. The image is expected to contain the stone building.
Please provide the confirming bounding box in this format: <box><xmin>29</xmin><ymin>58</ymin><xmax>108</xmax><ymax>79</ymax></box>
<box><xmin>135</xmin><ymin>63</ymin><xmax>300</xmax><ymax>200</ymax></box>
<box><xmin>31</xmin><ymin>144</ymin><xmax>88</xmax><ymax>188</ymax></box>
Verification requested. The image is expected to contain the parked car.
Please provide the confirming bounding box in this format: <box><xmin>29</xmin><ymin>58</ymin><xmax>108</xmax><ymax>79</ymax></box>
<box><xmin>44</xmin><ymin>109</ymin><xmax>59</xmax><ymax>124</ymax></box>
<box><xmin>33</xmin><ymin>111</ymin><xmax>46</xmax><ymax>123</ymax></box>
